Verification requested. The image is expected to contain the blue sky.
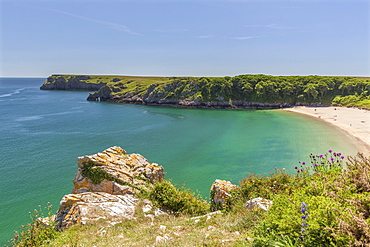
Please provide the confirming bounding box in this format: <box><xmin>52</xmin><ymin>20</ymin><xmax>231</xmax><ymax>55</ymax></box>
<box><xmin>0</xmin><ymin>0</ymin><xmax>369</xmax><ymax>77</ymax></box>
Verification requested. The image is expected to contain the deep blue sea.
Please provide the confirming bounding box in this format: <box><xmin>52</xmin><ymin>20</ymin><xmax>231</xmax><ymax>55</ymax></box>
<box><xmin>0</xmin><ymin>78</ymin><xmax>362</xmax><ymax>244</ymax></box>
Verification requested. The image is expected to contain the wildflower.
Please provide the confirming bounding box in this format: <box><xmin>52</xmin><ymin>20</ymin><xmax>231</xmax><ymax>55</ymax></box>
<box><xmin>328</xmin><ymin>150</ymin><xmax>333</xmax><ymax>153</ymax></box>
<box><xmin>341</xmin><ymin>156</ymin><xmax>345</xmax><ymax>159</ymax></box>
<box><xmin>302</xmin><ymin>162</ymin><xmax>306</xmax><ymax>165</ymax></box>
<box><xmin>300</xmin><ymin>202</ymin><xmax>309</xmax><ymax>240</ymax></box>
<box><xmin>294</xmin><ymin>166</ymin><xmax>298</xmax><ymax>169</ymax></box>
<box><xmin>313</xmin><ymin>164</ymin><xmax>318</xmax><ymax>167</ymax></box>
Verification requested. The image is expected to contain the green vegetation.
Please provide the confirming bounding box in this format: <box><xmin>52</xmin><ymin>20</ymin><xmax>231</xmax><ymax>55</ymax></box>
<box><xmin>9</xmin><ymin>203</ymin><xmax>59</xmax><ymax>247</ymax></box>
<box><xmin>10</xmin><ymin>152</ymin><xmax>370</xmax><ymax>246</ymax></box>
<box><xmin>44</xmin><ymin>74</ymin><xmax>370</xmax><ymax>109</ymax></box>
<box><xmin>147</xmin><ymin>180</ymin><xmax>209</xmax><ymax>216</ymax></box>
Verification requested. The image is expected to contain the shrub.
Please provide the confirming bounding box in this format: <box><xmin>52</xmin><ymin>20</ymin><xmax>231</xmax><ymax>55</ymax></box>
<box><xmin>148</xmin><ymin>180</ymin><xmax>209</xmax><ymax>216</ymax></box>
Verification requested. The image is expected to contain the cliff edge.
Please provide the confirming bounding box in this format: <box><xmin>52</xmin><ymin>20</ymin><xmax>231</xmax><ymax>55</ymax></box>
<box><xmin>55</xmin><ymin>146</ymin><xmax>164</xmax><ymax>230</ymax></box>
<box><xmin>40</xmin><ymin>75</ymin><xmax>106</xmax><ymax>91</ymax></box>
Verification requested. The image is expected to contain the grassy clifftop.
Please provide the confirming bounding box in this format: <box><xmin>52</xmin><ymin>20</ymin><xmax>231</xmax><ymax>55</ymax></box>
<box><xmin>42</xmin><ymin>74</ymin><xmax>370</xmax><ymax>109</ymax></box>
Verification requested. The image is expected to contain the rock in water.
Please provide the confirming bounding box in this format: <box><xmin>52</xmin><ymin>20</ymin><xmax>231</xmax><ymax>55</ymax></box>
<box><xmin>210</xmin><ymin>179</ymin><xmax>238</xmax><ymax>210</ymax></box>
<box><xmin>72</xmin><ymin>146</ymin><xmax>164</xmax><ymax>195</ymax></box>
<box><xmin>55</xmin><ymin>192</ymin><xmax>139</xmax><ymax>231</ymax></box>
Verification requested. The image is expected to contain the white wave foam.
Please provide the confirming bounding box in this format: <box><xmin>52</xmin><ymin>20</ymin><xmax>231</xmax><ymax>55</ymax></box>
<box><xmin>0</xmin><ymin>88</ymin><xmax>27</xmax><ymax>98</ymax></box>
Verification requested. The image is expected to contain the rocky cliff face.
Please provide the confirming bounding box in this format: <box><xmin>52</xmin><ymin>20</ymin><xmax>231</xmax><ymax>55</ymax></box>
<box><xmin>55</xmin><ymin>146</ymin><xmax>164</xmax><ymax>230</ymax></box>
<box><xmin>87</xmin><ymin>83</ymin><xmax>293</xmax><ymax>109</ymax></box>
<box><xmin>40</xmin><ymin>75</ymin><xmax>106</xmax><ymax>91</ymax></box>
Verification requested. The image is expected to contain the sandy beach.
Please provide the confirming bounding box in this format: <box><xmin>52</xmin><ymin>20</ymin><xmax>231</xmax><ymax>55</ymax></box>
<box><xmin>283</xmin><ymin>106</ymin><xmax>370</xmax><ymax>155</ymax></box>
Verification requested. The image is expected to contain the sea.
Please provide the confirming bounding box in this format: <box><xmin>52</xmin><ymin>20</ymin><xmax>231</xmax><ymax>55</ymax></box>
<box><xmin>0</xmin><ymin>77</ymin><xmax>362</xmax><ymax>244</ymax></box>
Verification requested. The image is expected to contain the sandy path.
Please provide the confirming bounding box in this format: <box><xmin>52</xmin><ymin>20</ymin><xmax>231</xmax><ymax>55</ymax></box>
<box><xmin>282</xmin><ymin>106</ymin><xmax>370</xmax><ymax>155</ymax></box>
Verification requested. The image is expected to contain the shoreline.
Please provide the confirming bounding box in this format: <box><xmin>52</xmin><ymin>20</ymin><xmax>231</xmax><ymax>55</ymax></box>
<box><xmin>282</xmin><ymin>106</ymin><xmax>370</xmax><ymax>155</ymax></box>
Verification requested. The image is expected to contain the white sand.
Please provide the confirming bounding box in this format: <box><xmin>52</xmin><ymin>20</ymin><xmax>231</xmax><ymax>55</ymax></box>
<box><xmin>282</xmin><ymin>106</ymin><xmax>370</xmax><ymax>155</ymax></box>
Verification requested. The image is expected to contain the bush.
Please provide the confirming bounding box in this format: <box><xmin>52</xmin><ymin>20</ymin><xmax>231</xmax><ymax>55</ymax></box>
<box><xmin>148</xmin><ymin>180</ymin><xmax>209</xmax><ymax>216</ymax></box>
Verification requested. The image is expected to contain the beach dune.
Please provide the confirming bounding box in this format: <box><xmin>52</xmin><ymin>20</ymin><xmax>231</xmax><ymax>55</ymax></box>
<box><xmin>283</xmin><ymin>106</ymin><xmax>370</xmax><ymax>155</ymax></box>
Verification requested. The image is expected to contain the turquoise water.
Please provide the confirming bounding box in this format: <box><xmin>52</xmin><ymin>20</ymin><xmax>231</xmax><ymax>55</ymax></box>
<box><xmin>0</xmin><ymin>78</ymin><xmax>361</xmax><ymax>244</ymax></box>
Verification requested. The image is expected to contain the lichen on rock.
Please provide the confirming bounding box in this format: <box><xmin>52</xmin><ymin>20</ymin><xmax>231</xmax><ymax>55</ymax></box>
<box><xmin>55</xmin><ymin>192</ymin><xmax>139</xmax><ymax>231</ymax></box>
<box><xmin>210</xmin><ymin>179</ymin><xmax>238</xmax><ymax>210</ymax></box>
<box><xmin>55</xmin><ymin>146</ymin><xmax>164</xmax><ymax>230</ymax></box>
<box><xmin>72</xmin><ymin>146</ymin><xmax>164</xmax><ymax>195</ymax></box>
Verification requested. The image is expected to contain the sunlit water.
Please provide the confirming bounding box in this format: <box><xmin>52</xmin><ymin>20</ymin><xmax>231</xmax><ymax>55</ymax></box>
<box><xmin>0</xmin><ymin>78</ymin><xmax>362</xmax><ymax>244</ymax></box>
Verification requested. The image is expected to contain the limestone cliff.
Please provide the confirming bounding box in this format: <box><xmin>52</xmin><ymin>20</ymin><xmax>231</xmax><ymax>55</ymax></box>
<box><xmin>55</xmin><ymin>146</ymin><xmax>164</xmax><ymax>230</ymax></box>
<box><xmin>40</xmin><ymin>75</ymin><xmax>106</xmax><ymax>91</ymax></box>
<box><xmin>41</xmin><ymin>74</ymin><xmax>336</xmax><ymax>109</ymax></box>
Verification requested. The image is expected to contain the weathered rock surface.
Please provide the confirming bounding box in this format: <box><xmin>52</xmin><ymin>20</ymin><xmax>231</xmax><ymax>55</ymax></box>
<box><xmin>210</xmin><ymin>179</ymin><xmax>238</xmax><ymax>210</ymax></box>
<box><xmin>55</xmin><ymin>146</ymin><xmax>164</xmax><ymax>230</ymax></box>
<box><xmin>72</xmin><ymin>146</ymin><xmax>164</xmax><ymax>195</ymax></box>
<box><xmin>40</xmin><ymin>75</ymin><xmax>106</xmax><ymax>91</ymax></box>
<box><xmin>86</xmin><ymin>85</ymin><xmax>113</xmax><ymax>101</ymax></box>
<box><xmin>243</xmin><ymin>197</ymin><xmax>273</xmax><ymax>211</ymax></box>
<box><xmin>55</xmin><ymin>192</ymin><xmax>139</xmax><ymax>231</ymax></box>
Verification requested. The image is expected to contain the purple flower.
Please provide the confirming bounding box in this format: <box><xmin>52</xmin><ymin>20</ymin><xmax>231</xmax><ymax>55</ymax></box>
<box><xmin>294</xmin><ymin>166</ymin><xmax>298</xmax><ymax>169</ymax></box>
<box><xmin>330</xmin><ymin>158</ymin><xmax>334</xmax><ymax>161</ymax></box>
<box><xmin>302</xmin><ymin>162</ymin><xmax>306</xmax><ymax>165</ymax></box>
<box><xmin>313</xmin><ymin>164</ymin><xmax>318</xmax><ymax>167</ymax></box>
<box><xmin>341</xmin><ymin>156</ymin><xmax>345</xmax><ymax>159</ymax></box>
<box><xmin>319</xmin><ymin>155</ymin><xmax>324</xmax><ymax>158</ymax></box>
<box><xmin>328</xmin><ymin>150</ymin><xmax>333</xmax><ymax>153</ymax></box>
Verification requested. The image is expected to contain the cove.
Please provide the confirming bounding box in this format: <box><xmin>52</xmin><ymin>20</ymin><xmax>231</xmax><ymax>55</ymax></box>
<box><xmin>0</xmin><ymin>78</ymin><xmax>362</xmax><ymax>244</ymax></box>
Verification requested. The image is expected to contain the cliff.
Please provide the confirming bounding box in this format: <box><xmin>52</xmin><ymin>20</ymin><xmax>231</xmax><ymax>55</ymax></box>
<box><xmin>40</xmin><ymin>75</ymin><xmax>107</xmax><ymax>91</ymax></box>
<box><xmin>41</xmin><ymin>74</ymin><xmax>370</xmax><ymax>109</ymax></box>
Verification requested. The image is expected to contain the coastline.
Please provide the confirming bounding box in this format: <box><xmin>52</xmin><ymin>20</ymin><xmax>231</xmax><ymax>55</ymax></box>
<box><xmin>282</xmin><ymin>106</ymin><xmax>370</xmax><ymax>155</ymax></box>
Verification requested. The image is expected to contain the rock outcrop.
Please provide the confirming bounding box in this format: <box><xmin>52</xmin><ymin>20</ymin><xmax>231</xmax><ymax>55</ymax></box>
<box><xmin>72</xmin><ymin>146</ymin><xmax>164</xmax><ymax>195</ymax></box>
<box><xmin>55</xmin><ymin>192</ymin><xmax>138</xmax><ymax>231</ymax></box>
<box><xmin>243</xmin><ymin>197</ymin><xmax>273</xmax><ymax>211</ymax></box>
<box><xmin>86</xmin><ymin>85</ymin><xmax>114</xmax><ymax>101</ymax></box>
<box><xmin>210</xmin><ymin>179</ymin><xmax>238</xmax><ymax>210</ymax></box>
<box><xmin>40</xmin><ymin>75</ymin><xmax>106</xmax><ymax>91</ymax></box>
<box><xmin>55</xmin><ymin>146</ymin><xmax>164</xmax><ymax>230</ymax></box>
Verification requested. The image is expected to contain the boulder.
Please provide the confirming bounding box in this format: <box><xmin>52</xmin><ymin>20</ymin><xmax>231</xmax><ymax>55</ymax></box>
<box><xmin>72</xmin><ymin>146</ymin><xmax>164</xmax><ymax>195</ymax></box>
<box><xmin>243</xmin><ymin>197</ymin><xmax>273</xmax><ymax>211</ymax></box>
<box><xmin>55</xmin><ymin>192</ymin><xmax>139</xmax><ymax>231</ymax></box>
<box><xmin>210</xmin><ymin>179</ymin><xmax>238</xmax><ymax>210</ymax></box>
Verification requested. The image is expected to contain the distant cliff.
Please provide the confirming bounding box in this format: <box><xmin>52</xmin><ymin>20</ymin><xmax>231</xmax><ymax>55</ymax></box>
<box><xmin>40</xmin><ymin>74</ymin><xmax>370</xmax><ymax>109</ymax></box>
<box><xmin>40</xmin><ymin>75</ymin><xmax>106</xmax><ymax>91</ymax></box>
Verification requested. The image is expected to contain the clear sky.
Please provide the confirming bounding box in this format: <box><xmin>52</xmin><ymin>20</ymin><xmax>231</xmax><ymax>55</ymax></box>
<box><xmin>0</xmin><ymin>0</ymin><xmax>369</xmax><ymax>77</ymax></box>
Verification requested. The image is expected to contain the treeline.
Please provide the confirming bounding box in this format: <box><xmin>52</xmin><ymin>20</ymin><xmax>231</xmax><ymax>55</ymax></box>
<box><xmin>161</xmin><ymin>75</ymin><xmax>370</xmax><ymax>106</ymax></box>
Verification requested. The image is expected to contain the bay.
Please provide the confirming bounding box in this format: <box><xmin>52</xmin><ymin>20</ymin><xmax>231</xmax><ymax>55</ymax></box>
<box><xmin>0</xmin><ymin>78</ymin><xmax>361</xmax><ymax>244</ymax></box>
